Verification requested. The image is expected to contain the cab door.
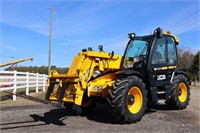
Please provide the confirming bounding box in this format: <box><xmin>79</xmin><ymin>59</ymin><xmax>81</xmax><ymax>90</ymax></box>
<box><xmin>165</xmin><ymin>36</ymin><xmax>178</xmax><ymax>82</ymax></box>
<box><xmin>148</xmin><ymin>35</ymin><xmax>178</xmax><ymax>87</ymax></box>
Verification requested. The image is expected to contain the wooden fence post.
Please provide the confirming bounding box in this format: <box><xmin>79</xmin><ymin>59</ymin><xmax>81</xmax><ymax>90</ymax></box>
<box><xmin>13</xmin><ymin>70</ymin><xmax>17</xmax><ymax>101</ymax></box>
<box><xmin>43</xmin><ymin>74</ymin><xmax>46</xmax><ymax>92</ymax></box>
<box><xmin>36</xmin><ymin>73</ymin><xmax>39</xmax><ymax>93</ymax></box>
<box><xmin>26</xmin><ymin>72</ymin><xmax>29</xmax><ymax>95</ymax></box>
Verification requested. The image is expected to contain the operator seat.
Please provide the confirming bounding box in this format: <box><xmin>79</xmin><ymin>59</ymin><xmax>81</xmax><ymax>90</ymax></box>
<box><xmin>152</xmin><ymin>51</ymin><xmax>163</xmax><ymax>64</ymax></box>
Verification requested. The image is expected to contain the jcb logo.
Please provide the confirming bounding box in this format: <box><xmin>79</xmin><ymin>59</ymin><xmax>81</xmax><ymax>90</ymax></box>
<box><xmin>157</xmin><ymin>74</ymin><xmax>166</xmax><ymax>81</ymax></box>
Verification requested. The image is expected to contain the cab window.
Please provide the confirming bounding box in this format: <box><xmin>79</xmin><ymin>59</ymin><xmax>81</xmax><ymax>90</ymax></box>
<box><xmin>167</xmin><ymin>36</ymin><xmax>177</xmax><ymax>65</ymax></box>
<box><xmin>151</xmin><ymin>37</ymin><xmax>167</xmax><ymax>64</ymax></box>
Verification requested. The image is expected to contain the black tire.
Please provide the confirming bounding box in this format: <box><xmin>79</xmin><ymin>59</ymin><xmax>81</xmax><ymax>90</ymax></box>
<box><xmin>166</xmin><ymin>74</ymin><xmax>190</xmax><ymax>110</ymax></box>
<box><xmin>107</xmin><ymin>76</ymin><xmax>147</xmax><ymax>123</ymax></box>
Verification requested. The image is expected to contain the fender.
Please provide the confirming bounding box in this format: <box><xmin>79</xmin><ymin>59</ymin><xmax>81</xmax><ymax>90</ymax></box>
<box><xmin>115</xmin><ymin>69</ymin><xmax>147</xmax><ymax>84</ymax></box>
<box><xmin>175</xmin><ymin>69</ymin><xmax>191</xmax><ymax>85</ymax></box>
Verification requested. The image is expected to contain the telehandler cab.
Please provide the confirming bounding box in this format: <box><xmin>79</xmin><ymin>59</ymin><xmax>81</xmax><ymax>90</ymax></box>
<box><xmin>45</xmin><ymin>27</ymin><xmax>190</xmax><ymax>123</ymax></box>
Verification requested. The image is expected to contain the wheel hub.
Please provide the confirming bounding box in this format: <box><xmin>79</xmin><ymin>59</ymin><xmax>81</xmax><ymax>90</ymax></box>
<box><xmin>127</xmin><ymin>86</ymin><xmax>143</xmax><ymax>114</ymax></box>
<box><xmin>178</xmin><ymin>88</ymin><xmax>182</xmax><ymax>96</ymax></box>
<box><xmin>128</xmin><ymin>94</ymin><xmax>135</xmax><ymax>105</ymax></box>
<box><xmin>178</xmin><ymin>82</ymin><xmax>188</xmax><ymax>103</ymax></box>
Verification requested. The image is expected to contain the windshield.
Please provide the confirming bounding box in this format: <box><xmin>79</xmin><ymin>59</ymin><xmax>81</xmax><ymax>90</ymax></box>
<box><xmin>123</xmin><ymin>37</ymin><xmax>152</xmax><ymax>68</ymax></box>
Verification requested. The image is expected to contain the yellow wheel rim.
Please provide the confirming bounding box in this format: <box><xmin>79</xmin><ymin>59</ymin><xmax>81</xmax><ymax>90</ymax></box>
<box><xmin>178</xmin><ymin>82</ymin><xmax>187</xmax><ymax>103</ymax></box>
<box><xmin>127</xmin><ymin>87</ymin><xmax>143</xmax><ymax>114</ymax></box>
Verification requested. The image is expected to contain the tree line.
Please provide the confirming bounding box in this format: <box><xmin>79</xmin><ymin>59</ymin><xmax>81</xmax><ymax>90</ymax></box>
<box><xmin>177</xmin><ymin>47</ymin><xmax>199</xmax><ymax>81</ymax></box>
<box><xmin>15</xmin><ymin>65</ymin><xmax>69</xmax><ymax>75</ymax></box>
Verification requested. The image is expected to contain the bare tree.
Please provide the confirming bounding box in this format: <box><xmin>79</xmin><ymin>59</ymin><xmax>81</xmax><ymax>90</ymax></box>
<box><xmin>177</xmin><ymin>47</ymin><xmax>193</xmax><ymax>70</ymax></box>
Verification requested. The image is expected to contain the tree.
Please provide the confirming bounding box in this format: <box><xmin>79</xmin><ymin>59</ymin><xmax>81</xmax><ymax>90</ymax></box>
<box><xmin>15</xmin><ymin>66</ymin><xmax>68</xmax><ymax>75</ymax></box>
<box><xmin>176</xmin><ymin>47</ymin><xmax>195</xmax><ymax>81</ymax></box>
<box><xmin>177</xmin><ymin>47</ymin><xmax>193</xmax><ymax>70</ymax></box>
<box><xmin>191</xmin><ymin>51</ymin><xmax>200</xmax><ymax>81</ymax></box>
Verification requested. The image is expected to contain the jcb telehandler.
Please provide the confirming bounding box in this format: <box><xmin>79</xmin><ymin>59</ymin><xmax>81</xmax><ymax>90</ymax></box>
<box><xmin>45</xmin><ymin>27</ymin><xmax>190</xmax><ymax>123</ymax></box>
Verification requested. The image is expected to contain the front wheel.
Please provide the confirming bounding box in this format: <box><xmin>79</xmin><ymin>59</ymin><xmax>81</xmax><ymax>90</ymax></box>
<box><xmin>166</xmin><ymin>74</ymin><xmax>190</xmax><ymax>109</ymax></box>
<box><xmin>107</xmin><ymin>76</ymin><xmax>147</xmax><ymax>123</ymax></box>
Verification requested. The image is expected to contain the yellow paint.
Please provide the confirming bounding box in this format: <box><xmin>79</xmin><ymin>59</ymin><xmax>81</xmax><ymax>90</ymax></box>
<box><xmin>50</xmin><ymin>95</ymin><xmax>74</xmax><ymax>103</ymax></box>
<box><xmin>154</xmin><ymin>66</ymin><xmax>176</xmax><ymax>71</ymax></box>
<box><xmin>47</xmin><ymin>50</ymin><xmax>122</xmax><ymax>105</ymax></box>
<box><xmin>178</xmin><ymin>82</ymin><xmax>187</xmax><ymax>102</ymax></box>
<box><xmin>168</xmin><ymin>66</ymin><xmax>176</xmax><ymax>69</ymax></box>
<box><xmin>88</xmin><ymin>72</ymin><xmax>116</xmax><ymax>97</ymax></box>
<box><xmin>127</xmin><ymin>87</ymin><xmax>143</xmax><ymax>114</ymax></box>
<box><xmin>74</xmin><ymin>88</ymin><xmax>84</xmax><ymax>105</ymax></box>
<box><xmin>162</xmin><ymin>66</ymin><xmax>168</xmax><ymax>70</ymax></box>
<box><xmin>164</xmin><ymin>32</ymin><xmax>179</xmax><ymax>43</ymax></box>
<box><xmin>59</xmin><ymin>80</ymin><xmax>62</xmax><ymax>87</ymax></box>
<box><xmin>49</xmin><ymin>70</ymin><xmax>69</xmax><ymax>78</ymax></box>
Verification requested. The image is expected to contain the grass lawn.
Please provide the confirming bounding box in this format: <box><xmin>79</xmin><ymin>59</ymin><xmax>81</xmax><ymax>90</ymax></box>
<box><xmin>0</xmin><ymin>87</ymin><xmax>47</xmax><ymax>101</ymax></box>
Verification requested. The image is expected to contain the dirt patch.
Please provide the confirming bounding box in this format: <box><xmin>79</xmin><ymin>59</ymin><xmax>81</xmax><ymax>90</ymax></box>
<box><xmin>0</xmin><ymin>91</ymin><xmax>45</xmax><ymax>107</ymax></box>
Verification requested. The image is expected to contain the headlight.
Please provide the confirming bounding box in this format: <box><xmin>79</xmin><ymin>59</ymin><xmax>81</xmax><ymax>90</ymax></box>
<box><xmin>128</xmin><ymin>33</ymin><xmax>136</xmax><ymax>39</ymax></box>
<box><xmin>92</xmin><ymin>86</ymin><xmax>102</xmax><ymax>90</ymax></box>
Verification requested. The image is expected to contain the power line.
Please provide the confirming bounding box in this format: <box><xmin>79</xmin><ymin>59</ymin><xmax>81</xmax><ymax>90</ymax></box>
<box><xmin>55</xmin><ymin>9</ymin><xmax>60</xmax><ymax>24</ymax></box>
<box><xmin>22</xmin><ymin>0</ymin><xmax>49</xmax><ymax>24</ymax></box>
<box><xmin>170</xmin><ymin>9</ymin><xmax>199</xmax><ymax>30</ymax></box>
<box><xmin>173</xmin><ymin>17</ymin><xmax>199</xmax><ymax>31</ymax></box>
<box><xmin>51</xmin><ymin>8</ymin><xmax>70</xmax><ymax>46</ymax></box>
<box><xmin>173</xmin><ymin>18</ymin><xmax>199</xmax><ymax>35</ymax></box>
<box><xmin>167</xmin><ymin>9</ymin><xmax>200</xmax><ymax>31</ymax></box>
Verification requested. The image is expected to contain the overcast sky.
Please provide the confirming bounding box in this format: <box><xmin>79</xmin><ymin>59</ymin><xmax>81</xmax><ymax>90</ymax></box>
<box><xmin>0</xmin><ymin>0</ymin><xmax>199</xmax><ymax>68</ymax></box>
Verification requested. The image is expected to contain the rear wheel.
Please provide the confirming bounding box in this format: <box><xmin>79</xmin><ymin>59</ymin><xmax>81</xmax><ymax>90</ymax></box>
<box><xmin>107</xmin><ymin>76</ymin><xmax>147</xmax><ymax>123</ymax></box>
<box><xmin>166</xmin><ymin>74</ymin><xmax>190</xmax><ymax>109</ymax></box>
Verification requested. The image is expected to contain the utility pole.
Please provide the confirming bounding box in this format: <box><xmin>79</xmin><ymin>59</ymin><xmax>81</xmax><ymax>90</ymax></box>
<box><xmin>48</xmin><ymin>6</ymin><xmax>54</xmax><ymax>75</ymax></box>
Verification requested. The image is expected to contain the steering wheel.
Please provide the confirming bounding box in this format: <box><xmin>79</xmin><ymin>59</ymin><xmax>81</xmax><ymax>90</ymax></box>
<box><xmin>139</xmin><ymin>54</ymin><xmax>147</xmax><ymax>60</ymax></box>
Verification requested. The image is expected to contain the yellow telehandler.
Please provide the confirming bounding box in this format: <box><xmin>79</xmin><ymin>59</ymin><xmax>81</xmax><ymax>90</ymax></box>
<box><xmin>45</xmin><ymin>27</ymin><xmax>190</xmax><ymax>123</ymax></box>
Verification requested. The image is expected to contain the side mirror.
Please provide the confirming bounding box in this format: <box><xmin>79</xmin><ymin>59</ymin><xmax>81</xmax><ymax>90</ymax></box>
<box><xmin>154</xmin><ymin>27</ymin><xmax>163</xmax><ymax>38</ymax></box>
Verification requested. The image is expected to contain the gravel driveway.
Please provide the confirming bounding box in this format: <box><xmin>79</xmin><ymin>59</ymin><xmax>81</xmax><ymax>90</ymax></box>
<box><xmin>0</xmin><ymin>86</ymin><xmax>199</xmax><ymax>133</ymax></box>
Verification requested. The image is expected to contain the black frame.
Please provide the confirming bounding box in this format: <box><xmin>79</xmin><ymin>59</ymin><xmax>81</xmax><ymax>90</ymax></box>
<box><xmin>122</xmin><ymin>34</ymin><xmax>178</xmax><ymax>88</ymax></box>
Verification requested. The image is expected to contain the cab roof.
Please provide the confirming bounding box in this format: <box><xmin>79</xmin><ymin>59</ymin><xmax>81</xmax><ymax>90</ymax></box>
<box><xmin>164</xmin><ymin>32</ymin><xmax>179</xmax><ymax>44</ymax></box>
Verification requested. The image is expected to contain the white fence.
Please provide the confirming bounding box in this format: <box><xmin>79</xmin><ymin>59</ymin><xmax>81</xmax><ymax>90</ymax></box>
<box><xmin>0</xmin><ymin>70</ymin><xmax>48</xmax><ymax>100</ymax></box>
